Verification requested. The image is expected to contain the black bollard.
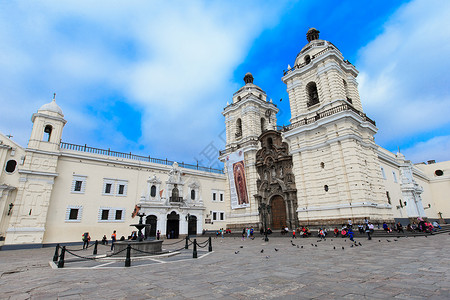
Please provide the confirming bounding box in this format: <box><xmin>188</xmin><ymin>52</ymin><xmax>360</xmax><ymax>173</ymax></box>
<box><xmin>208</xmin><ymin>236</ymin><xmax>212</xmax><ymax>252</ymax></box>
<box><xmin>185</xmin><ymin>236</ymin><xmax>189</xmax><ymax>249</ymax></box>
<box><xmin>53</xmin><ymin>244</ymin><xmax>60</xmax><ymax>262</ymax></box>
<box><xmin>193</xmin><ymin>239</ymin><xmax>198</xmax><ymax>258</ymax></box>
<box><xmin>93</xmin><ymin>240</ymin><xmax>98</xmax><ymax>255</ymax></box>
<box><xmin>58</xmin><ymin>246</ymin><xmax>66</xmax><ymax>268</ymax></box>
<box><xmin>125</xmin><ymin>244</ymin><xmax>131</xmax><ymax>267</ymax></box>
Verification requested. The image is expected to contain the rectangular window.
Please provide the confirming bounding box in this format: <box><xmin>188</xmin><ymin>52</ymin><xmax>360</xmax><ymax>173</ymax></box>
<box><xmin>115</xmin><ymin>210</ymin><xmax>123</xmax><ymax>220</ymax></box>
<box><xmin>220</xmin><ymin>212</ymin><xmax>224</xmax><ymax>220</ymax></box>
<box><xmin>72</xmin><ymin>175</ymin><xmax>87</xmax><ymax>194</ymax></box>
<box><xmin>101</xmin><ymin>209</ymin><xmax>109</xmax><ymax>220</ymax></box>
<box><xmin>392</xmin><ymin>171</ymin><xmax>398</xmax><ymax>183</ymax></box>
<box><xmin>381</xmin><ymin>167</ymin><xmax>386</xmax><ymax>179</ymax></box>
<box><xmin>74</xmin><ymin>181</ymin><xmax>82</xmax><ymax>192</ymax></box>
<box><xmin>213</xmin><ymin>212</ymin><xmax>217</xmax><ymax>221</ymax></box>
<box><xmin>118</xmin><ymin>185</ymin><xmax>125</xmax><ymax>195</ymax></box>
<box><xmin>105</xmin><ymin>183</ymin><xmax>112</xmax><ymax>194</ymax></box>
<box><xmin>65</xmin><ymin>205</ymin><xmax>82</xmax><ymax>222</ymax></box>
<box><xmin>213</xmin><ymin>193</ymin><xmax>216</xmax><ymax>201</ymax></box>
<box><xmin>386</xmin><ymin>191</ymin><xmax>391</xmax><ymax>204</ymax></box>
<box><xmin>220</xmin><ymin>193</ymin><xmax>224</xmax><ymax>202</ymax></box>
<box><xmin>69</xmin><ymin>208</ymin><xmax>79</xmax><ymax>220</ymax></box>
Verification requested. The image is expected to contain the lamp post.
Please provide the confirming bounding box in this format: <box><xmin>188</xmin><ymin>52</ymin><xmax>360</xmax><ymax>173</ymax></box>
<box><xmin>258</xmin><ymin>203</ymin><xmax>271</xmax><ymax>242</ymax></box>
<box><xmin>185</xmin><ymin>213</ymin><xmax>191</xmax><ymax>238</ymax></box>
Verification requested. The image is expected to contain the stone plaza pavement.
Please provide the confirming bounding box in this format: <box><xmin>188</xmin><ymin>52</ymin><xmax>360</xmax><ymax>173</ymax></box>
<box><xmin>0</xmin><ymin>234</ymin><xmax>449</xmax><ymax>299</ymax></box>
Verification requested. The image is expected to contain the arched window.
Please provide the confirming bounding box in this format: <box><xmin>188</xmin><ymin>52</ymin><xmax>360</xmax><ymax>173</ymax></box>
<box><xmin>267</xmin><ymin>137</ymin><xmax>273</xmax><ymax>148</ymax></box>
<box><xmin>343</xmin><ymin>79</ymin><xmax>352</xmax><ymax>104</ymax></box>
<box><xmin>191</xmin><ymin>189</ymin><xmax>196</xmax><ymax>200</ymax></box>
<box><xmin>171</xmin><ymin>186</ymin><xmax>180</xmax><ymax>202</ymax></box>
<box><xmin>43</xmin><ymin>125</ymin><xmax>52</xmax><ymax>142</ymax></box>
<box><xmin>306</xmin><ymin>82</ymin><xmax>319</xmax><ymax>107</ymax></box>
<box><xmin>236</xmin><ymin>118</ymin><xmax>242</xmax><ymax>138</ymax></box>
<box><xmin>261</xmin><ymin>118</ymin><xmax>266</xmax><ymax>133</ymax></box>
<box><xmin>150</xmin><ymin>185</ymin><xmax>157</xmax><ymax>197</ymax></box>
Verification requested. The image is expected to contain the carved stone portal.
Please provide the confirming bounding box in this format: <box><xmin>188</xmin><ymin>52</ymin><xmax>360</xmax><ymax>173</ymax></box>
<box><xmin>255</xmin><ymin>130</ymin><xmax>298</xmax><ymax>230</ymax></box>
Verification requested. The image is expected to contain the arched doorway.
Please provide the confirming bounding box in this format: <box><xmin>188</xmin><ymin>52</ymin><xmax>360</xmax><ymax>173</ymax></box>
<box><xmin>166</xmin><ymin>211</ymin><xmax>179</xmax><ymax>239</ymax></box>
<box><xmin>188</xmin><ymin>215</ymin><xmax>197</xmax><ymax>236</ymax></box>
<box><xmin>271</xmin><ymin>195</ymin><xmax>286</xmax><ymax>230</ymax></box>
<box><xmin>145</xmin><ymin>215</ymin><xmax>157</xmax><ymax>238</ymax></box>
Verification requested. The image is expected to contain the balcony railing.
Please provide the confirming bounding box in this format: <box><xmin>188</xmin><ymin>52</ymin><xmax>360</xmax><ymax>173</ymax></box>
<box><xmin>59</xmin><ymin>142</ymin><xmax>224</xmax><ymax>174</ymax></box>
<box><xmin>169</xmin><ymin>197</ymin><xmax>183</xmax><ymax>203</ymax></box>
<box><xmin>277</xmin><ymin>103</ymin><xmax>376</xmax><ymax>132</ymax></box>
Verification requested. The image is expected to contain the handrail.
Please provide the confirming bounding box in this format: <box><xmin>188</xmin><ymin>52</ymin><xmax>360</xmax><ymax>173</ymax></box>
<box><xmin>278</xmin><ymin>103</ymin><xmax>376</xmax><ymax>132</ymax></box>
<box><xmin>59</xmin><ymin>142</ymin><xmax>224</xmax><ymax>174</ymax></box>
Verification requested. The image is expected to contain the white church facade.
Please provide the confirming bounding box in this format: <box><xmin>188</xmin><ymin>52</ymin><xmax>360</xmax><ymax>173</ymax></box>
<box><xmin>1</xmin><ymin>29</ymin><xmax>449</xmax><ymax>248</ymax></box>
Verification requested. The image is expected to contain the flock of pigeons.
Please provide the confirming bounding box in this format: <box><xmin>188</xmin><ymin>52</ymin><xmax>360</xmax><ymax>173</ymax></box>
<box><xmin>233</xmin><ymin>237</ymin><xmax>404</xmax><ymax>258</ymax></box>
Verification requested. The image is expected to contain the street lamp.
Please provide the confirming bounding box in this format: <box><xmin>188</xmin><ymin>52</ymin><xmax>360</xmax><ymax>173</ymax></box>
<box><xmin>185</xmin><ymin>213</ymin><xmax>191</xmax><ymax>238</ymax></box>
<box><xmin>258</xmin><ymin>203</ymin><xmax>271</xmax><ymax>242</ymax></box>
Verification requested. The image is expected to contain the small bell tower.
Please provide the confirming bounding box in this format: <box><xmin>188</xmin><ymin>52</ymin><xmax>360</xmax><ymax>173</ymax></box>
<box><xmin>220</xmin><ymin>73</ymin><xmax>278</xmax><ymax>229</ymax></box>
<box><xmin>28</xmin><ymin>94</ymin><xmax>67</xmax><ymax>152</ymax></box>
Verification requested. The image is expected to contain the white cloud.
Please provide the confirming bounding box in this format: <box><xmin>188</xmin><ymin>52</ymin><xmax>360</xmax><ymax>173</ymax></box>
<box><xmin>0</xmin><ymin>1</ymin><xmax>286</xmax><ymax>164</ymax></box>
<box><xmin>402</xmin><ymin>135</ymin><xmax>450</xmax><ymax>164</ymax></box>
<box><xmin>357</xmin><ymin>0</ymin><xmax>450</xmax><ymax>162</ymax></box>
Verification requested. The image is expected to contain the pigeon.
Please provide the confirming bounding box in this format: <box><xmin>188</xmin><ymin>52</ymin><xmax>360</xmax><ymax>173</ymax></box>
<box><xmin>265</xmin><ymin>256</ymin><xmax>270</xmax><ymax>259</ymax></box>
<box><xmin>331</xmin><ymin>239</ymin><xmax>333</xmax><ymax>241</ymax></box>
<box><xmin>240</xmin><ymin>246</ymin><xmax>244</xmax><ymax>248</ymax></box>
<box><xmin>311</xmin><ymin>243</ymin><xmax>314</xmax><ymax>246</ymax></box>
<box><xmin>394</xmin><ymin>239</ymin><xmax>398</xmax><ymax>242</ymax></box>
<box><xmin>301</xmin><ymin>246</ymin><xmax>303</xmax><ymax>249</ymax></box>
<box><xmin>274</xmin><ymin>248</ymin><xmax>279</xmax><ymax>251</ymax></box>
<box><xmin>260</xmin><ymin>249</ymin><xmax>264</xmax><ymax>253</ymax></box>
<box><xmin>387</xmin><ymin>240</ymin><xmax>391</xmax><ymax>242</ymax></box>
<box><xmin>351</xmin><ymin>244</ymin><xmax>354</xmax><ymax>247</ymax></box>
<box><xmin>379</xmin><ymin>240</ymin><xmax>381</xmax><ymax>242</ymax></box>
<box><xmin>358</xmin><ymin>242</ymin><xmax>362</xmax><ymax>246</ymax></box>
<box><xmin>291</xmin><ymin>243</ymin><xmax>296</xmax><ymax>247</ymax></box>
<box><xmin>315</xmin><ymin>244</ymin><xmax>317</xmax><ymax>247</ymax></box>
<box><xmin>342</xmin><ymin>246</ymin><xmax>344</xmax><ymax>250</ymax></box>
<box><xmin>333</xmin><ymin>246</ymin><xmax>336</xmax><ymax>250</ymax></box>
<box><xmin>344</xmin><ymin>239</ymin><xmax>347</xmax><ymax>242</ymax></box>
<box><xmin>235</xmin><ymin>251</ymin><xmax>239</xmax><ymax>254</ymax></box>
<box><xmin>354</xmin><ymin>244</ymin><xmax>358</xmax><ymax>247</ymax></box>
<box><xmin>425</xmin><ymin>236</ymin><xmax>428</xmax><ymax>238</ymax></box>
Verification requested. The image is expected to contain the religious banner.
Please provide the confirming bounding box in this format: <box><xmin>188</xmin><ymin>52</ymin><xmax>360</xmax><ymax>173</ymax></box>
<box><xmin>226</xmin><ymin>150</ymin><xmax>250</xmax><ymax>209</ymax></box>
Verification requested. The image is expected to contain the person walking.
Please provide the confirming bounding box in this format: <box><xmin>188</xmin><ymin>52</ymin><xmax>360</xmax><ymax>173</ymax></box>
<box><xmin>82</xmin><ymin>232</ymin><xmax>90</xmax><ymax>249</ymax></box>
<box><xmin>111</xmin><ymin>230</ymin><xmax>117</xmax><ymax>251</ymax></box>
<box><xmin>156</xmin><ymin>230</ymin><xmax>160</xmax><ymax>240</ymax></box>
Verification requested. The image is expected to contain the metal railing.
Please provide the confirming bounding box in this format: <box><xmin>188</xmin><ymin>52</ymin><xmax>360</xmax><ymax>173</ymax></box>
<box><xmin>59</xmin><ymin>142</ymin><xmax>224</xmax><ymax>174</ymax></box>
<box><xmin>277</xmin><ymin>103</ymin><xmax>376</xmax><ymax>132</ymax></box>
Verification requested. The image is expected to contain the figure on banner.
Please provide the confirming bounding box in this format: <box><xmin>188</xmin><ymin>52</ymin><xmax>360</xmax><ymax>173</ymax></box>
<box><xmin>233</xmin><ymin>161</ymin><xmax>248</xmax><ymax>205</ymax></box>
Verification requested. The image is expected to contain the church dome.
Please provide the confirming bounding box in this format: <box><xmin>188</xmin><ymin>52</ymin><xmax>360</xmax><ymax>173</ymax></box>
<box><xmin>39</xmin><ymin>97</ymin><xmax>64</xmax><ymax>116</ymax></box>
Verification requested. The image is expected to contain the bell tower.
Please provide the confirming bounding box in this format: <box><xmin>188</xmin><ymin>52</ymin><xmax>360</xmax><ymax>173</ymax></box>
<box><xmin>28</xmin><ymin>94</ymin><xmax>67</xmax><ymax>152</ymax></box>
<box><xmin>281</xmin><ymin>29</ymin><xmax>393</xmax><ymax>225</ymax></box>
<box><xmin>5</xmin><ymin>95</ymin><xmax>66</xmax><ymax>245</ymax></box>
<box><xmin>220</xmin><ymin>73</ymin><xmax>278</xmax><ymax>229</ymax></box>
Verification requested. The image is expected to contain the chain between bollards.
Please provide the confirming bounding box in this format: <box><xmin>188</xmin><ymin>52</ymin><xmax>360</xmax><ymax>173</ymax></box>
<box><xmin>93</xmin><ymin>240</ymin><xmax>98</xmax><ymax>255</ymax></box>
<box><xmin>53</xmin><ymin>244</ymin><xmax>60</xmax><ymax>262</ymax></box>
<box><xmin>57</xmin><ymin>246</ymin><xmax>66</xmax><ymax>268</ymax></box>
<box><xmin>193</xmin><ymin>239</ymin><xmax>198</xmax><ymax>258</ymax></box>
<box><xmin>125</xmin><ymin>244</ymin><xmax>131</xmax><ymax>267</ymax></box>
<box><xmin>208</xmin><ymin>236</ymin><xmax>212</xmax><ymax>252</ymax></box>
<box><xmin>185</xmin><ymin>236</ymin><xmax>189</xmax><ymax>249</ymax></box>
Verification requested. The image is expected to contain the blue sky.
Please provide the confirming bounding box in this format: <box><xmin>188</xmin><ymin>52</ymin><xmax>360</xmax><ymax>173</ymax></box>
<box><xmin>1</xmin><ymin>0</ymin><xmax>449</xmax><ymax>168</ymax></box>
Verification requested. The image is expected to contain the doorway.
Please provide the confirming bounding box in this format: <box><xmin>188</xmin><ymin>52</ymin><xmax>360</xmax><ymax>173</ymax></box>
<box><xmin>271</xmin><ymin>195</ymin><xmax>286</xmax><ymax>230</ymax></box>
<box><xmin>145</xmin><ymin>215</ymin><xmax>157</xmax><ymax>238</ymax></box>
<box><xmin>188</xmin><ymin>215</ymin><xmax>197</xmax><ymax>236</ymax></box>
<box><xmin>166</xmin><ymin>211</ymin><xmax>180</xmax><ymax>238</ymax></box>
